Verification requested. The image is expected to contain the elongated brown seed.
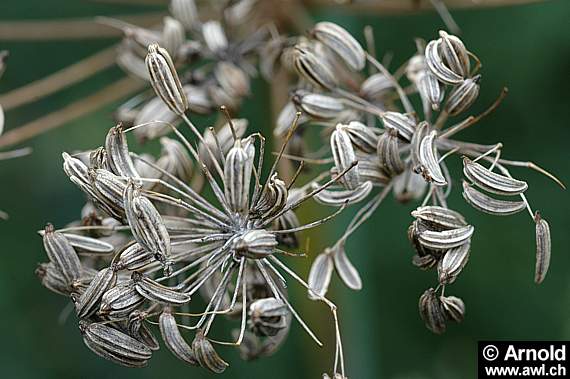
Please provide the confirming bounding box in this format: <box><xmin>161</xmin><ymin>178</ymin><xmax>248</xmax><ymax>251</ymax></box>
<box><xmin>132</xmin><ymin>271</ymin><xmax>191</xmax><ymax>305</ymax></box>
<box><xmin>534</xmin><ymin>211</ymin><xmax>551</xmax><ymax>284</ymax></box>
<box><xmin>445</xmin><ymin>75</ymin><xmax>480</xmax><ymax>116</ymax></box>
<box><xmin>332</xmin><ymin>243</ymin><xmax>362</xmax><ymax>290</ymax></box>
<box><xmin>308</xmin><ymin>251</ymin><xmax>334</xmax><ymax>299</ymax></box>
<box><xmin>159</xmin><ymin>308</ymin><xmax>198</xmax><ymax>365</ymax></box>
<box><xmin>76</xmin><ymin>267</ymin><xmax>117</xmax><ymax>318</ymax></box>
<box><xmin>294</xmin><ymin>44</ymin><xmax>338</xmax><ymax>90</ymax></box>
<box><xmin>331</xmin><ymin>124</ymin><xmax>360</xmax><ymax>189</ymax></box>
<box><xmin>79</xmin><ymin>321</ymin><xmax>152</xmax><ymax>367</ymax></box>
<box><xmin>192</xmin><ymin>329</ymin><xmax>229</xmax><ymax>373</ymax></box>
<box><xmin>437</xmin><ymin>242</ymin><xmax>470</xmax><ymax>285</ymax></box>
<box><xmin>376</xmin><ymin>127</ymin><xmax>405</xmax><ymax>178</ymax></box>
<box><xmin>418</xmin><ymin>224</ymin><xmax>474</xmax><ymax>250</ymax></box>
<box><xmin>99</xmin><ymin>280</ymin><xmax>144</xmax><ymax>319</ymax></box>
<box><xmin>312</xmin><ymin>181</ymin><xmax>372</xmax><ymax>206</ymax></box>
<box><xmin>145</xmin><ymin>43</ymin><xmax>188</xmax><ymax>116</ymax></box>
<box><xmin>419</xmin><ymin>288</ymin><xmax>446</xmax><ymax>334</ymax></box>
<box><xmin>311</xmin><ymin>21</ymin><xmax>365</xmax><ymax>71</ymax></box>
<box><xmin>463</xmin><ymin>157</ymin><xmax>528</xmax><ymax>196</ymax></box>
<box><xmin>42</xmin><ymin>224</ymin><xmax>82</xmax><ymax>287</ymax></box>
<box><xmin>224</xmin><ymin>139</ymin><xmax>255</xmax><ymax>214</ymax></box>
<box><xmin>440</xmin><ymin>295</ymin><xmax>465</xmax><ymax>323</ymax></box>
<box><xmin>438</xmin><ymin>31</ymin><xmax>470</xmax><ymax>78</ymax></box>
<box><xmin>124</xmin><ymin>182</ymin><xmax>171</xmax><ymax>269</ymax></box>
<box><xmin>462</xmin><ymin>181</ymin><xmax>526</xmax><ymax>216</ymax></box>
<box><xmin>418</xmin><ymin>130</ymin><xmax>446</xmax><ymax>186</ymax></box>
<box><xmin>412</xmin><ymin>205</ymin><xmax>467</xmax><ymax>231</ymax></box>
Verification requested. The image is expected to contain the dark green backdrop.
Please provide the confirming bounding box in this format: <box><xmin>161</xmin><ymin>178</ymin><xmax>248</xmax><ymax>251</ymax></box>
<box><xmin>0</xmin><ymin>1</ymin><xmax>568</xmax><ymax>378</ymax></box>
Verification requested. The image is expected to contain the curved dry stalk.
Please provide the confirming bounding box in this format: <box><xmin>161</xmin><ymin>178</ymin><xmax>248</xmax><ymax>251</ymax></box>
<box><xmin>0</xmin><ymin>13</ymin><xmax>165</xmax><ymax>41</ymax></box>
<box><xmin>0</xmin><ymin>47</ymin><xmax>117</xmax><ymax>111</ymax></box>
<box><xmin>305</xmin><ymin>0</ymin><xmax>546</xmax><ymax>14</ymax></box>
<box><xmin>0</xmin><ymin>77</ymin><xmax>145</xmax><ymax>149</ymax></box>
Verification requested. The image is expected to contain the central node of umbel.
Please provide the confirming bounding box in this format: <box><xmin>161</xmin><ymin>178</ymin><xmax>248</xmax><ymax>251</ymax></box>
<box><xmin>232</xmin><ymin>229</ymin><xmax>278</xmax><ymax>259</ymax></box>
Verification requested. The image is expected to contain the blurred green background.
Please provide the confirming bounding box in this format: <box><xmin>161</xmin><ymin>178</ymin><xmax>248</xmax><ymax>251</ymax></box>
<box><xmin>0</xmin><ymin>1</ymin><xmax>569</xmax><ymax>378</ymax></box>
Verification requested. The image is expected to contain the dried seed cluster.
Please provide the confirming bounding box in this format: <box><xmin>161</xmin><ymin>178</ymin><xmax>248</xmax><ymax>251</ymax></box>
<box><xmin>272</xmin><ymin>23</ymin><xmax>560</xmax><ymax>334</ymax></box>
<box><xmin>110</xmin><ymin>0</ymin><xmax>268</xmax><ymax>141</ymax></box>
<box><xmin>30</xmin><ymin>3</ymin><xmax>562</xmax><ymax>377</ymax></box>
<box><xmin>37</xmin><ymin>42</ymin><xmax>349</xmax><ymax>377</ymax></box>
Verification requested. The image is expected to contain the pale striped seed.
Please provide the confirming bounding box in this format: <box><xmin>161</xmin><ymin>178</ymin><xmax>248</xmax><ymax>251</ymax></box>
<box><xmin>162</xmin><ymin>16</ymin><xmax>185</xmax><ymax>56</ymax></box>
<box><xmin>534</xmin><ymin>212</ymin><xmax>551</xmax><ymax>284</ymax></box>
<box><xmin>104</xmin><ymin>124</ymin><xmax>141</xmax><ymax>178</ymax></box>
<box><xmin>410</xmin><ymin>121</ymin><xmax>429</xmax><ymax>171</ymax></box>
<box><xmin>36</xmin><ymin>262</ymin><xmax>74</xmax><ymax>296</ymax></box>
<box><xmin>115</xmin><ymin>242</ymin><xmax>155</xmax><ymax>271</ymax></box>
<box><xmin>360</xmin><ymin>73</ymin><xmax>392</xmax><ymax>100</ymax></box>
<box><xmin>132</xmin><ymin>271</ymin><xmax>191</xmax><ymax>305</ymax></box>
<box><xmin>312</xmin><ymin>180</ymin><xmax>372</xmax><ymax>206</ymax></box>
<box><xmin>192</xmin><ymin>329</ymin><xmax>229</xmax><ymax>373</ymax></box>
<box><xmin>124</xmin><ymin>182</ymin><xmax>171</xmax><ymax>268</ymax></box>
<box><xmin>392</xmin><ymin>170</ymin><xmax>428</xmax><ymax>203</ymax></box>
<box><xmin>425</xmin><ymin>39</ymin><xmax>462</xmax><ymax>85</ymax></box>
<box><xmin>249</xmin><ymin>297</ymin><xmax>289</xmax><ymax>337</ymax></box>
<box><xmin>437</xmin><ymin>242</ymin><xmax>470</xmax><ymax>285</ymax></box>
<box><xmin>79</xmin><ymin>321</ymin><xmax>152</xmax><ymax>366</ymax></box>
<box><xmin>376</xmin><ymin>127</ymin><xmax>405</xmax><ymax>178</ymax></box>
<box><xmin>417</xmin><ymin>70</ymin><xmax>444</xmax><ymax>111</ymax></box>
<box><xmin>292</xmin><ymin>91</ymin><xmax>344</xmax><ymax>121</ymax></box>
<box><xmin>438</xmin><ymin>31</ymin><xmax>470</xmax><ymax>78</ymax></box>
<box><xmin>214</xmin><ymin>61</ymin><xmax>250</xmax><ymax>98</ymax></box>
<box><xmin>145</xmin><ymin>43</ymin><xmax>188</xmax><ymax>116</ymax></box>
<box><xmin>233</xmin><ymin>230</ymin><xmax>278</xmax><ymax>259</ymax></box>
<box><xmin>275</xmin><ymin>101</ymin><xmax>308</xmax><ymax>137</ymax></box>
<box><xmin>463</xmin><ymin>157</ymin><xmax>528</xmax><ymax>195</ymax></box>
<box><xmin>184</xmin><ymin>84</ymin><xmax>213</xmax><ymax>114</ymax></box>
<box><xmin>251</xmin><ymin>173</ymin><xmax>288</xmax><ymax>219</ymax></box>
<box><xmin>159</xmin><ymin>307</ymin><xmax>198</xmax><ymax>365</ymax></box>
<box><xmin>90</xmin><ymin>169</ymin><xmax>127</xmax><ymax>216</ymax></box>
<box><xmin>419</xmin><ymin>288</ymin><xmax>446</xmax><ymax>334</ymax></box>
<box><xmin>331</xmin><ymin>124</ymin><xmax>360</xmax><ymax>189</ymax></box>
<box><xmin>461</xmin><ymin>180</ymin><xmax>526</xmax><ymax>216</ymax></box>
<box><xmin>440</xmin><ymin>295</ymin><xmax>465</xmax><ymax>323</ymax></box>
<box><xmin>418</xmin><ymin>130</ymin><xmax>447</xmax><ymax>185</ymax></box>
<box><xmin>99</xmin><ymin>280</ymin><xmax>144</xmax><ymax>319</ymax></box>
<box><xmin>89</xmin><ymin>147</ymin><xmax>109</xmax><ymax>171</ymax></box>
<box><xmin>332</xmin><ymin>243</ymin><xmax>362</xmax><ymax>290</ymax></box>
<box><xmin>342</xmin><ymin>121</ymin><xmax>378</xmax><ymax>154</ymax></box>
<box><xmin>418</xmin><ymin>225</ymin><xmax>474</xmax><ymax>250</ymax></box>
<box><xmin>62</xmin><ymin>152</ymin><xmax>90</xmax><ymax>186</ymax></box>
<box><xmin>200</xmin><ymin>118</ymin><xmax>247</xmax><ymax>169</ymax></box>
<box><xmin>224</xmin><ymin>139</ymin><xmax>255</xmax><ymax>214</ymax></box>
<box><xmin>76</xmin><ymin>267</ymin><xmax>117</xmax><ymax>318</ymax></box>
<box><xmin>311</xmin><ymin>21</ymin><xmax>365</xmax><ymax>71</ymax></box>
<box><xmin>157</xmin><ymin>137</ymin><xmax>193</xmax><ymax>183</ymax></box>
<box><xmin>445</xmin><ymin>75</ymin><xmax>480</xmax><ymax>116</ymax></box>
<box><xmin>307</xmin><ymin>251</ymin><xmax>334</xmax><ymax>300</ymax></box>
<box><xmin>412</xmin><ymin>205</ymin><xmax>467</xmax><ymax>231</ymax></box>
<box><xmin>355</xmin><ymin>157</ymin><xmax>389</xmax><ymax>185</ymax></box>
<box><xmin>128</xmin><ymin>310</ymin><xmax>160</xmax><ymax>351</ymax></box>
<box><xmin>42</xmin><ymin>224</ymin><xmax>82</xmax><ymax>287</ymax></box>
<box><xmin>381</xmin><ymin>112</ymin><xmax>416</xmax><ymax>142</ymax></box>
<box><xmin>412</xmin><ymin>253</ymin><xmax>438</xmax><ymax>271</ymax></box>
<box><xmin>294</xmin><ymin>44</ymin><xmax>338</xmax><ymax>90</ymax></box>
<box><xmin>133</xmin><ymin>96</ymin><xmax>178</xmax><ymax>141</ymax></box>
<box><xmin>169</xmin><ymin>0</ymin><xmax>199</xmax><ymax>30</ymax></box>
<box><xmin>202</xmin><ymin>21</ymin><xmax>228</xmax><ymax>53</ymax></box>
<box><xmin>39</xmin><ymin>232</ymin><xmax>115</xmax><ymax>254</ymax></box>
